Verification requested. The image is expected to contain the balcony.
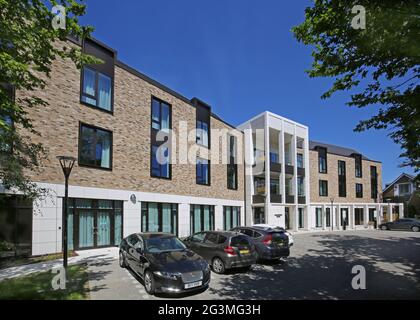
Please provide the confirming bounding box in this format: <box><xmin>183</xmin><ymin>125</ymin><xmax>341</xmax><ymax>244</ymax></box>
<box><xmin>285</xmin><ymin>165</ymin><xmax>294</xmax><ymax>175</ymax></box>
<box><xmin>298</xmin><ymin>196</ymin><xmax>306</xmax><ymax>204</ymax></box>
<box><xmin>297</xmin><ymin>167</ymin><xmax>305</xmax><ymax>177</ymax></box>
<box><xmin>286</xmin><ymin>195</ymin><xmax>295</xmax><ymax>204</ymax></box>
<box><xmin>270</xmin><ymin>162</ymin><xmax>282</xmax><ymax>173</ymax></box>
<box><xmin>253</xmin><ymin>194</ymin><xmax>265</xmax><ymax>204</ymax></box>
<box><xmin>270</xmin><ymin>194</ymin><xmax>282</xmax><ymax>203</ymax></box>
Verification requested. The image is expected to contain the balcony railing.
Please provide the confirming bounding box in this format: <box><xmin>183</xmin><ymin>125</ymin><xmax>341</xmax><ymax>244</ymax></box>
<box><xmin>297</xmin><ymin>167</ymin><xmax>305</xmax><ymax>176</ymax></box>
<box><xmin>270</xmin><ymin>162</ymin><xmax>282</xmax><ymax>172</ymax></box>
<box><xmin>286</xmin><ymin>195</ymin><xmax>295</xmax><ymax>203</ymax></box>
<box><xmin>298</xmin><ymin>196</ymin><xmax>306</xmax><ymax>204</ymax></box>
<box><xmin>253</xmin><ymin>194</ymin><xmax>265</xmax><ymax>204</ymax></box>
<box><xmin>285</xmin><ymin>165</ymin><xmax>294</xmax><ymax>175</ymax></box>
<box><xmin>270</xmin><ymin>194</ymin><xmax>282</xmax><ymax>203</ymax></box>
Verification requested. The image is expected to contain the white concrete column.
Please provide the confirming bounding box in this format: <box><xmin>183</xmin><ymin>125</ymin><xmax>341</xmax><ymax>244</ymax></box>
<box><xmin>178</xmin><ymin>203</ymin><xmax>191</xmax><ymax>237</ymax></box>
<box><xmin>336</xmin><ymin>204</ymin><xmax>341</xmax><ymax>229</ymax></box>
<box><xmin>279</xmin><ymin>126</ymin><xmax>285</xmax><ymax>204</ymax></box>
<box><xmin>388</xmin><ymin>204</ymin><xmax>393</xmax><ymax>222</ymax></box>
<box><xmin>364</xmin><ymin>204</ymin><xmax>369</xmax><ymax>228</ymax></box>
<box><xmin>349</xmin><ymin>205</ymin><xmax>355</xmax><ymax>229</ymax></box>
<box><xmin>399</xmin><ymin>203</ymin><xmax>404</xmax><ymax>218</ymax></box>
<box><xmin>214</xmin><ymin>205</ymin><xmax>224</xmax><ymax>231</ymax></box>
<box><xmin>376</xmin><ymin>204</ymin><xmax>381</xmax><ymax>226</ymax></box>
<box><xmin>264</xmin><ymin>114</ymin><xmax>270</xmax><ymax>213</ymax></box>
<box><xmin>294</xmin><ymin>206</ymin><xmax>299</xmax><ymax>231</ymax></box>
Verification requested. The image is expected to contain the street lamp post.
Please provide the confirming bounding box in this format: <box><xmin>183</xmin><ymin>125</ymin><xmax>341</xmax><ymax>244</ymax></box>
<box><xmin>57</xmin><ymin>156</ymin><xmax>76</xmax><ymax>269</ymax></box>
<box><xmin>330</xmin><ymin>197</ymin><xmax>335</xmax><ymax>231</ymax></box>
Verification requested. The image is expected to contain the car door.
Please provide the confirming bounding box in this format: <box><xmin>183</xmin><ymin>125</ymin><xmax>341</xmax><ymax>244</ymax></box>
<box><xmin>200</xmin><ymin>232</ymin><xmax>219</xmax><ymax>262</ymax></box>
<box><xmin>126</xmin><ymin>235</ymin><xmax>142</xmax><ymax>274</ymax></box>
<box><xmin>392</xmin><ymin>219</ymin><xmax>406</xmax><ymax>230</ymax></box>
<box><xmin>187</xmin><ymin>232</ymin><xmax>207</xmax><ymax>256</ymax></box>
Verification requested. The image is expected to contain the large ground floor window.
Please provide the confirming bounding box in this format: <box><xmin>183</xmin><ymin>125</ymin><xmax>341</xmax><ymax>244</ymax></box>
<box><xmin>298</xmin><ymin>208</ymin><xmax>304</xmax><ymax>229</ymax></box>
<box><xmin>315</xmin><ymin>208</ymin><xmax>323</xmax><ymax>227</ymax></box>
<box><xmin>355</xmin><ymin>208</ymin><xmax>364</xmax><ymax>225</ymax></box>
<box><xmin>68</xmin><ymin>198</ymin><xmax>123</xmax><ymax>250</ymax></box>
<box><xmin>253</xmin><ymin>207</ymin><xmax>265</xmax><ymax>225</ymax></box>
<box><xmin>0</xmin><ymin>195</ymin><xmax>32</xmax><ymax>257</ymax></box>
<box><xmin>141</xmin><ymin>202</ymin><xmax>178</xmax><ymax>236</ymax></box>
<box><xmin>190</xmin><ymin>205</ymin><xmax>214</xmax><ymax>234</ymax></box>
<box><xmin>223</xmin><ymin>206</ymin><xmax>241</xmax><ymax>230</ymax></box>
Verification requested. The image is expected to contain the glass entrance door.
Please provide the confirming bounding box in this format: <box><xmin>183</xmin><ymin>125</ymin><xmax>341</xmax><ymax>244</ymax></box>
<box><xmin>341</xmin><ymin>208</ymin><xmax>349</xmax><ymax>226</ymax></box>
<box><xmin>97</xmin><ymin>211</ymin><xmax>111</xmax><ymax>247</ymax></box>
<box><xmin>254</xmin><ymin>207</ymin><xmax>265</xmax><ymax>224</ymax></box>
<box><xmin>79</xmin><ymin>211</ymin><xmax>94</xmax><ymax>248</ymax></box>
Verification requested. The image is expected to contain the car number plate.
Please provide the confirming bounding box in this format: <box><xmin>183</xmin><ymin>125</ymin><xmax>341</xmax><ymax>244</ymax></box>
<box><xmin>185</xmin><ymin>281</ymin><xmax>202</xmax><ymax>289</ymax></box>
<box><xmin>240</xmin><ymin>249</ymin><xmax>250</xmax><ymax>254</ymax></box>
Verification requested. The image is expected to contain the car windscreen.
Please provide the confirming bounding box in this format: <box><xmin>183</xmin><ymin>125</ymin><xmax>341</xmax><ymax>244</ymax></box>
<box><xmin>230</xmin><ymin>235</ymin><xmax>251</xmax><ymax>247</ymax></box>
<box><xmin>145</xmin><ymin>236</ymin><xmax>186</xmax><ymax>253</ymax></box>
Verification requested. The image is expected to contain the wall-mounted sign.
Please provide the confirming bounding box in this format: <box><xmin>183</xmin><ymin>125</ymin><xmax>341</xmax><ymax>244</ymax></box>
<box><xmin>130</xmin><ymin>194</ymin><xmax>137</xmax><ymax>204</ymax></box>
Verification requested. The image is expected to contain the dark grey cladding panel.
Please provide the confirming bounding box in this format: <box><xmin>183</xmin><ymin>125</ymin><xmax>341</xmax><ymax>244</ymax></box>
<box><xmin>309</xmin><ymin>140</ymin><xmax>373</xmax><ymax>161</ymax></box>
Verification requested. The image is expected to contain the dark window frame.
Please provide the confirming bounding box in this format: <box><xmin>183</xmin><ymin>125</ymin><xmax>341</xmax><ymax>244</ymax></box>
<box><xmin>318</xmin><ymin>147</ymin><xmax>328</xmax><ymax>173</ymax></box>
<box><xmin>223</xmin><ymin>206</ymin><xmax>241</xmax><ymax>230</ymax></box>
<box><xmin>190</xmin><ymin>205</ymin><xmax>215</xmax><ymax>234</ymax></box>
<box><xmin>338</xmin><ymin>160</ymin><xmax>347</xmax><ymax>197</ymax></box>
<box><xmin>370</xmin><ymin>166</ymin><xmax>378</xmax><ymax>199</ymax></box>
<box><xmin>80</xmin><ymin>66</ymin><xmax>114</xmax><ymax>114</ymax></box>
<box><xmin>227</xmin><ymin>134</ymin><xmax>238</xmax><ymax>190</ymax></box>
<box><xmin>141</xmin><ymin>202</ymin><xmax>178</xmax><ymax>236</ymax></box>
<box><xmin>150</xmin><ymin>96</ymin><xmax>172</xmax><ymax>180</ymax></box>
<box><xmin>354</xmin><ymin>154</ymin><xmax>363</xmax><ymax>178</ymax></box>
<box><xmin>319</xmin><ymin>180</ymin><xmax>328</xmax><ymax>197</ymax></box>
<box><xmin>356</xmin><ymin>183</ymin><xmax>363</xmax><ymax>198</ymax></box>
<box><xmin>78</xmin><ymin>122</ymin><xmax>113</xmax><ymax>171</ymax></box>
<box><xmin>196</xmin><ymin>157</ymin><xmax>211</xmax><ymax>186</ymax></box>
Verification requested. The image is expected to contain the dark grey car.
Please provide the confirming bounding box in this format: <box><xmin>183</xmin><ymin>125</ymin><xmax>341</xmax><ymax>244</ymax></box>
<box><xmin>379</xmin><ymin>218</ymin><xmax>420</xmax><ymax>232</ymax></box>
<box><xmin>231</xmin><ymin>226</ymin><xmax>290</xmax><ymax>261</ymax></box>
<box><xmin>183</xmin><ymin>231</ymin><xmax>257</xmax><ymax>274</ymax></box>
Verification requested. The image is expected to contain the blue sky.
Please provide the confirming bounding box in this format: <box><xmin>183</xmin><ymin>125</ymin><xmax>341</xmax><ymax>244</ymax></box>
<box><xmin>79</xmin><ymin>0</ymin><xmax>414</xmax><ymax>185</ymax></box>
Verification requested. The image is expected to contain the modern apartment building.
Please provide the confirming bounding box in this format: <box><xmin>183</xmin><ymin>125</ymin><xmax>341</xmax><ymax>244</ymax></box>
<box><xmin>0</xmin><ymin>37</ymin><xmax>403</xmax><ymax>257</ymax></box>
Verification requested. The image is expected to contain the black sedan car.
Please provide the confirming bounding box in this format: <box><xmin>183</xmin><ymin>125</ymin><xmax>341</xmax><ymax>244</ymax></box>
<box><xmin>379</xmin><ymin>218</ymin><xmax>420</xmax><ymax>232</ymax></box>
<box><xmin>119</xmin><ymin>233</ymin><xmax>210</xmax><ymax>295</ymax></box>
<box><xmin>231</xmin><ymin>226</ymin><xmax>290</xmax><ymax>261</ymax></box>
<box><xmin>183</xmin><ymin>231</ymin><xmax>257</xmax><ymax>274</ymax></box>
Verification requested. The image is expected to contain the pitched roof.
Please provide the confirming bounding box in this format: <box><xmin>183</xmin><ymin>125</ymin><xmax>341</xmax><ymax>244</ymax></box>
<box><xmin>309</xmin><ymin>140</ymin><xmax>377</xmax><ymax>161</ymax></box>
<box><xmin>383</xmin><ymin>173</ymin><xmax>416</xmax><ymax>193</ymax></box>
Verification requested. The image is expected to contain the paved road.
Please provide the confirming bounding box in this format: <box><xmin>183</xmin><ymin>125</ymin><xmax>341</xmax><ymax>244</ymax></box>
<box><xmin>87</xmin><ymin>230</ymin><xmax>420</xmax><ymax>300</ymax></box>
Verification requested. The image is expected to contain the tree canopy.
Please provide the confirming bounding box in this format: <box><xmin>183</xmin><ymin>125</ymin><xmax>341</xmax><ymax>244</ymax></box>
<box><xmin>292</xmin><ymin>0</ymin><xmax>420</xmax><ymax>179</ymax></box>
<box><xmin>0</xmin><ymin>0</ymin><xmax>97</xmax><ymax>197</ymax></box>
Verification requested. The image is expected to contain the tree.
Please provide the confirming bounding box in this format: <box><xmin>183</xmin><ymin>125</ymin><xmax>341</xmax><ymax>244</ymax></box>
<box><xmin>292</xmin><ymin>0</ymin><xmax>420</xmax><ymax>179</ymax></box>
<box><xmin>0</xmin><ymin>0</ymin><xmax>98</xmax><ymax>198</ymax></box>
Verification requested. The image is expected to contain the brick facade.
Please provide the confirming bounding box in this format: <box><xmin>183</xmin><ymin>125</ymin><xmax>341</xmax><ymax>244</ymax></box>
<box><xmin>19</xmin><ymin>41</ymin><xmax>244</xmax><ymax>201</ymax></box>
<box><xmin>309</xmin><ymin>150</ymin><xmax>382</xmax><ymax>203</ymax></box>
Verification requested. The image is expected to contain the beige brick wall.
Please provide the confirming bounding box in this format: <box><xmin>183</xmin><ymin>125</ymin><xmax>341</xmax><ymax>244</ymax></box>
<box><xmin>19</xmin><ymin>42</ymin><xmax>244</xmax><ymax>201</ymax></box>
<box><xmin>309</xmin><ymin>150</ymin><xmax>382</xmax><ymax>203</ymax></box>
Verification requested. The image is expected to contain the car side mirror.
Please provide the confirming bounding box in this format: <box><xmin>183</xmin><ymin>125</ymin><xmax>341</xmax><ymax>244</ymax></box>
<box><xmin>136</xmin><ymin>247</ymin><xmax>143</xmax><ymax>255</ymax></box>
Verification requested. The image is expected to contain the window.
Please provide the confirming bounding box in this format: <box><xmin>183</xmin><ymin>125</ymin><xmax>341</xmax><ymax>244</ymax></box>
<box><xmin>196</xmin><ymin>120</ymin><xmax>209</xmax><ymax>147</ymax></box>
<box><xmin>369</xmin><ymin>208</ymin><xmax>376</xmax><ymax>222</ymax></box>
<box><xmin>223</xmin><ymin>206</ymin><xmax>241</xmax><ymax>230</ymax></box>
<box><xmin>141</xmin><ymin>202</ymin><xmax>178</xmax><ymax>236</ymax></box>
<box><xmin>315</xmin><ymin>208</ymin><xmax>322</xmax><ymax>227</ymax></box>
<box><xmin>297</xmin><ymin>153</ymin><xmax>304</xmax><ymax>168</ymax></box>
<box><xmin>354</xmin><ymin>154</ymin><xmax>362</xmax><ymax>178</ymax></box>
<box><xmin>270</xmin><ymin>178</ymin><xmax>280</xmax><ymax>195</ymax></box>
<box><xmin>190</xmin><ymin>205</ymin><xmax>215</xmax><ymax>234</ymax></box>
<box><xmin>370</xmin><ymin>166</ymin><xmax>378</xmax><ymax>199</ymax></box>
<box><xmin>355</xmin><ymin>208</ymin><xmax>364</xmax><ymax>225</ymax></box>
<box><xmin>204</xmin><ymin>233</ymin><xmax>218</xmax><ymax>244</ymax></box>
<box><xmin>398</xmin><ymin>183</ymin><xmax>411</xmax><ymax>196</ymax></box>
<box><xmin>356</xmin><ymin>183</ymin><xmax>363</xmax><ymax>198</ymax></box>
<box><xmin>196</xmin><ymin>158</ymin><xmax>210</xmax><ymax>185</ymax></box>
<box><xmin>150</xmin><ymin>97</ymin><xmax>171</xmax><ymax>179</ymax></box>
<box><xmin>298</xmin><ymin>208</ymin><xmax>304</xmax><ymax>229</ymax></box>
<box><xmin>338</xmin><ymin>160</ymin><xmax>347</xmax><ymax>197</ymax></box>
<box><xmin>79</xmin><ymin>123</ymin><xmax>112</xmax><ymax>169</ymax></box>
<box><xmin>326</xmin><ymin>208</ymin><xmax>331</xmax><ymax>227</ymax></box>
<box><xmin>270</xmin><ymin>152</ymin><xmax>279</xmax><ymax>163</ymax></box>
<box><xmin>151</xmin><ymin>97</ymin><xmax>170</xmax><ymax>132</ymax></box>
<box><xmin>318</xmin><ymin>147</ymin><xmax>327</xmax><ymax>173</ymax></box>
<box><xmin>227</xmin><ymin>135</ymin><xmax>238</xmax><ymax>190</ymax></box>
<box><xmin>319</xmin><ymin>180</ymin><xmax>328</xmax><ymax>197</ymax></box>
<box><xmin>297</xmin><ymin>176</ymin><xmax>305</xmax><ymax>196</ymax></box>
<box><xmin>80</xmin><ymin>39</ymin><xmax>115</xmax><ymax>112</ymax></box>
<box><xmin>194</xmin><ymin>99</ymin><xmax>211</xmax><ymax>148</ymax></box>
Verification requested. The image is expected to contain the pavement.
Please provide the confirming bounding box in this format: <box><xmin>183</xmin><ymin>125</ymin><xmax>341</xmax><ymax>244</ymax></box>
<box><xmin>87</xmin><ymin>230</ymin><xmax>420</xmax><ymax>300</ymax></box>
<box><xmin>1</xmin><ymin>230</ymin><xmax>420</xmax><ymax>299</ymax></box>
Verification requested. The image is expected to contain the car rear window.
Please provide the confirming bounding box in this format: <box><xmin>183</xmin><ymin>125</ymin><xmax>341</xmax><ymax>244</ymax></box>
<box><xmin>230</xmin><ymin>235</ymin><xmax>251</xmax><ymax>247</ymax></box>
<box><xmin>218</xmin><ymin>235</ymin><xmax>227</xmax><ymax>244</ymax></box>
<box><xmin>271</xmin><ymin>232</ymin><xmax>287</xmax><ymax>243</ymax></box>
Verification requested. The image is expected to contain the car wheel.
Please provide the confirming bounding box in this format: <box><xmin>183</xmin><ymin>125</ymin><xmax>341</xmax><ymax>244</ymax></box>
<box><xmin>212</xmin><ymin>257</ymin><xmax>226</xmax><ymax>274</ymax></box>
<box><xmin>144</xmin><ymin>270</ymin><xmax>155</xmax><ymax>295</ymax></box>
<box><xmin>381</xmin><ymin>225</ymin><xmax>388</xmax><ymax>230</ymax></box>
<box><xmin>119</xmin><ymin>251</ymin><xmax>127</xmax><ymax>268</ymax></box>
<box><xmin>411</xmin><ymin>226</ymin><xmax>420</xmax><ymax>232</ymax></box>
